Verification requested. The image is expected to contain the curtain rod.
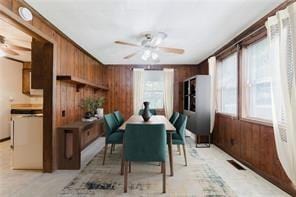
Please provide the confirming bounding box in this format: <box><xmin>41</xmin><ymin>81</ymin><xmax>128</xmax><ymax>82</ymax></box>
<box><xmin>214</xmin><ymin>25</ymin><xmax>266</xmax><ymax>58</ymax></box>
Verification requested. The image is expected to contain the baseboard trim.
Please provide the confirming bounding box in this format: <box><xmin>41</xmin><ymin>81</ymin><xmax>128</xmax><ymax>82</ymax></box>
<box><xmin>0</xmin><ymin>137</ymin><xmax>10</xmax><ymax>143</ymax></box>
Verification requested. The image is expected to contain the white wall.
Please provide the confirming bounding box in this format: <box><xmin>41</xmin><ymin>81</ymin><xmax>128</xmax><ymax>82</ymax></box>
<box><xmin>0</xmin><ymin>58</ymin><xmax>42</xmax><ymax>140</ymax></box>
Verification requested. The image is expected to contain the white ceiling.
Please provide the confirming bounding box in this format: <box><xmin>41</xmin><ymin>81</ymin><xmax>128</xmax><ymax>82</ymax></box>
<box><xmin>0</xmin><ymin>19</ymin><xmax>31</xmax><ymax>62</ymax></box>
<box><xmin>25</xmin><ymin>0</ymin><xmax>283</xmax><ymax>65</ymax></box>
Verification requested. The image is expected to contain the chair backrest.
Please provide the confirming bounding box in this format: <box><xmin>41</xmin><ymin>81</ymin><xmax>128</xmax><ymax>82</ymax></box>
<box><xmin>124</xmin><ymin>124</ymin><xmax>166</xmax><ymax>162</ymax></box>
<box><xmin>169</xmin><ymin>112</ymin><xmax>180</xmax><ymax>124</ymax></box>
<box><xmin>103</xmin><ymin>113</ymin><xmax>118</xmax><ymax>138</ymax></box>
<box><xmin>113</xmin><ymin>111</ymin><xmax>124</xmax><ymax>126</ymax></box>
<box><xmin>150</xmin><ymin>109</ymin><xmax>157</xmax><ymax>115</ymax></box>
<box><xmin>138</xmin><ymin>109</ymin><xmax>157</xmax><ymax>115</ymax></box>
<box><xmin>174</xmin><ymin>114</ymin><xmax>188</xmax><ymax>141</ymax></box>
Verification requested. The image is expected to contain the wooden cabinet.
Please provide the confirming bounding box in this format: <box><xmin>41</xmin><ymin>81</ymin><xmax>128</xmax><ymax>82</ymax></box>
<box><xmin>57</xmin><ymin>119</ymin><xmax>104</xmax><ymax>169</ymax></box>
<box><xmin>183</xmin><ymin>75</ymin><xmax>211</xmax><ymax>147</ymax></box>
<box><xmin>22</xmin><ymin>62</ymin><xmax>43</xmax><ymax>96</ymax></box>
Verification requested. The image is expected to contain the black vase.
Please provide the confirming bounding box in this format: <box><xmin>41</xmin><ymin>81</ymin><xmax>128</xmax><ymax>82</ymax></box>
<box><xmin>142</xmin><ymin>101</ymin><xmax>152</xmax><ymax>122</ymax></box>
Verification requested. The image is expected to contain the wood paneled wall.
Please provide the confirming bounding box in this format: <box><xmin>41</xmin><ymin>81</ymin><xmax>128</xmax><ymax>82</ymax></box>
<box><xmin>106</xmin><ymin>65</ymin><xmax>199</xmax><ymax>119</ymax></box>
<box><xmin>0</xmin><ymin>0</ymin><xmax>107</xmax><ymax>171</ymax></box>
<box><xmin>212</xmin><ymin>115</ymin><xmax>295</xmax><ymax>195</ymax></box>
<box><xmin>195</xmin><ymin>1</ymin><xmax>296</xmax><ymax>194</ymax></box>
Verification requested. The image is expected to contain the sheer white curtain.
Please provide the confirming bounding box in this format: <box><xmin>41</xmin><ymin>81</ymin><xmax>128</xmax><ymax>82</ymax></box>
<box><xmin>163</xmin><ymin>69</ymin><xmax>174</xmax><ymax>118</ymax></box>
<box><xmin>266</xmin><ymin>2</ymin><xmax>296</xmax><ymax>185</ymax></box>
<box><xmin>208</xmin><ymin>56</ymin><xmax>217</xmax><ymax>133</ymax></box>
<box><xmin>133</xmin><ymin>68</ymin><xmax>145</xmax><ymax>115</ymax></box>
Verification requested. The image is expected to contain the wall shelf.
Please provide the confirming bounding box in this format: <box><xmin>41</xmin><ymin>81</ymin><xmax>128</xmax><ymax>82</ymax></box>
<box><xmin>56</xmin><ymin>75</ymin><xmax>108</xmax><ymax>92</ymax></box>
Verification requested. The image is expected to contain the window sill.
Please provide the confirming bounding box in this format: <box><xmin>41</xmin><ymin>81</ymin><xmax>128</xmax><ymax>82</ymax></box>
<box><xmin>216</xmin><ymin>112</ymin><xmax>238</xmax><ymax>120</ymax></box>
<box><xmin>240</xmin><ymin>117</ymin><xmax>273</xmax><ymax>127</ymax></box>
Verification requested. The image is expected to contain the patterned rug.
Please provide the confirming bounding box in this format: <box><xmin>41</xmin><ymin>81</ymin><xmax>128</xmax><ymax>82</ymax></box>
<box><xmin>59</xmin><ymin>139</ymin><xmax>236</xmax><ymax>196</ymax></box>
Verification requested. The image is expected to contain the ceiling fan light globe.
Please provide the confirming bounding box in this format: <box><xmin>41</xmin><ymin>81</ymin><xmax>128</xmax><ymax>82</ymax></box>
<box><xmin>141</xmin><ymin>49</ymin><xmax>151</xmax><ymax>61</ymax></box>
<box><xmin>151</xmin><ymin>52</ymin><xmax>159</xmax><ymax>60</ymax></box>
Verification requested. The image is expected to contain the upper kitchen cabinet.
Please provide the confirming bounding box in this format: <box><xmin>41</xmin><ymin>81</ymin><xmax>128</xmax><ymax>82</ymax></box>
<box><xmin>22</xmin><ymin>62</ymin><xmax>43</xmax><ymax>96</ymax></box>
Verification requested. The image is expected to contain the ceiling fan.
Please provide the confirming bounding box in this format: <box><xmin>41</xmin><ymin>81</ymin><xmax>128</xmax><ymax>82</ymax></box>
<box><xmin>0</xmin><ymin>35</ymin><xmax>31</xmax><ymax>56</ymax></box>
<box><xmin>114</xmin><ymin>32</ymin><xmax>184</xmax><ymax>63</ymax></box>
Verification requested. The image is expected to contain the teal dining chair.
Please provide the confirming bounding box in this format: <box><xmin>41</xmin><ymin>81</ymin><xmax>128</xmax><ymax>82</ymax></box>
<box><xmin>113</xmin><ymin>111</ymin><xmax>125</xmax><ymax>126</ymax></box>
<box><xmin>138</xmin><ymin>109</ymin><xmax>157</xmax><ymax>115</ymax></box>
<box><xmin>170</xmin><ymin>114</ymin><xmax>188</xmax><ymax>166</ymax></box>
<box><xmin>123</xmin><ymin>124</ymin><xmax>167</xmax><ymax>193</ymax></box>
<box><xmin>111</xmin><ymin>111</ymin><xmax>125</xmax><ymax>153</ymax></box>
<box><xmin>102</xmin><ymin>113</ymin><xmax>123</xmax><ymax>165</ymax></box>
<box><xmin>169</xmin><ymin>112</ymin><xmax>180</xmax><ymax>125</ymax></box>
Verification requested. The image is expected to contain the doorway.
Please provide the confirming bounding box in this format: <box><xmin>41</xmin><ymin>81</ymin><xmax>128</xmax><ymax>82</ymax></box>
<box><xmin>0</xmin><ymin>6</ymin><xmax>55</xmax><ymax>172</ymax></box>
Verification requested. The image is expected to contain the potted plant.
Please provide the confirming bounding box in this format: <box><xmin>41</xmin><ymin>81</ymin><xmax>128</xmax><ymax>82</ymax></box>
<box><xmin>80</xmin><ymin>97</ymin><xmax>96</xmax><ymax>119</ymax></box>
<box><xmin>95</xmin><ymin>97</ymin><xmax>105</xmax><ymax>118</ymax></box>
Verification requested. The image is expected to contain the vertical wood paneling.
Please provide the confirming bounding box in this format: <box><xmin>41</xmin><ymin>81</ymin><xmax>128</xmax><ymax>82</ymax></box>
<box><xmin>0</xmin><ymin>0</ymin><xmax>107</xmax><ymax>171</ymax></box>
<box><xmin>106</xmin><ymin>65</ymin><xmax>199</xmax><ymax>119</ymax></box>
<box><xmin>193</xmin><ymin>9</ymin><xmax>295</xmax><ymax>193</ymax></box>
<box><xmin>214</xmin><ymin>114</ymin><xmax>294</xmax><ymax>195</ymax></box>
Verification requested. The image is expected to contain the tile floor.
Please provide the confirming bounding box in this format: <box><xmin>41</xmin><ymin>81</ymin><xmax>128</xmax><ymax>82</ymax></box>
<box><xmin>0</xmin><ymin>137</ymin><xmax>290</xmax><ymax>197</ymax></box>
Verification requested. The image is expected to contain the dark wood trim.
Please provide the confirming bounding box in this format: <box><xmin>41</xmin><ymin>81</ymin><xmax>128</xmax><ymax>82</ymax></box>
<box><xmin>241</xmin><ymin>27</ymin><xmax>267</xmax><ymax>47</ymax></box>
<box><xmin>215</xmin><ymin>112</ymin><xmax>238</xmax><ymax>119</ymax></box>
<box><xmin>240</xmin><ymin>118</ymin><xmax>273</xmax><ymax>127</ymax></box>
<box><xmin>237</xmin><ymin>44</ymin><xmax>242</xmax><ymax>120</ymax></box>
<box><xmin>216</xmin><ymin>44</ymin><xmax>238</xmax><ymax>60</ymax></box>
<box><xmin>0</xmin><ymin>137</ymin><xmax>10</xmax><ymax>143</ymax></box>
<box><xmin>56</xmin><ymin>75</ymin><xmax>109</xmax><ymax>91</ymax></box>
<box><xmin>21</xmin><ymin>0</ymin><xmax>104</xmax><ymax>65</ymax></box>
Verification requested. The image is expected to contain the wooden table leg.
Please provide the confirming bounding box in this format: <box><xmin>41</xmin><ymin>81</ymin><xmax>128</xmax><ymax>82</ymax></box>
<box><xmin>121</xmin><ymin>143</ymin><xmax>124</xmax><ymax>175</ymax></box>
<box><xmin>168</xmin><ymin>133</ymin><xmax>174</xmax><ymax>176</ymax></box>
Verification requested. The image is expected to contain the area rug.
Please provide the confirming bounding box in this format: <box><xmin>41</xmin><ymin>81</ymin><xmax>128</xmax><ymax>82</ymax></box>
<box><xmin>59</xmin><ymin>139</ymin><xmax>236</xmax><ymax>196</ymax></box>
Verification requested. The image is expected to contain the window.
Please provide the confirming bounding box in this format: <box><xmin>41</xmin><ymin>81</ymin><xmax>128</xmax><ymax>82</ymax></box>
<box><xmin>242</xmin><ymin>38</ymin><xmax>272</xmax><ymax>121</ymax></box>
<box><xmin>217</xmin><ymin>52</ymin><xmax>238</xmax><ymax>115</ymax></box>
<box><xmin>143</xmin><ymin>71</ymin><xmax>164</xmax><ymax>109</ymax></box>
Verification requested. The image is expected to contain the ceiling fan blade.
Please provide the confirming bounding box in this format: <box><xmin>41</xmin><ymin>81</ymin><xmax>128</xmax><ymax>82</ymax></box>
<box><xmin>114</xmin><ymin>41</ymin><xmax>139</xmax><ymax>47</ymax></box>
<box><xmin>124</xmin><ymin>51</ymin><xmax>139</xmax><ymax>59</ymax></box>
<box><xmin>158</xmin><ymin>46</ymin><xmax>184</xmax><ymax>54</ymax></box>
<box><xmin>6</xmin><ymin>43</ymin><xmax>31</xmax><ymax>51</ymax></box>
<box><xmin>0</xmin><ymin>46</ymin><xmax>19</xmax><ymax>55</ymax></box>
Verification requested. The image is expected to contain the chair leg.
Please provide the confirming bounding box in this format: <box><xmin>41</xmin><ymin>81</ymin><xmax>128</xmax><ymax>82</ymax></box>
<box><xmin>177</xmin><ymin>145</ymin><xmax>181</xmax><ymax>155</ymax></box>
<box><xmin>129</xmin><ymin>161</ymin><xmax>131</xmax><ymax>173</ymax></box>
<box><xmin>124</xmin><ymin>161</ymin><xmax>128</xmax><ymax>193</ymax></box>
<box><xmin>182</xmin><ymin>144</ymin><xmax>188</xmax><ymax>166</ymax></box>
<box><xmin>102</xmin><ymin>144</ymin><xmax>108</xmax><ymax>165</ymax></box>
<box><xmin>110</xmin><ymin>144</ymin><xmax>113</xmax><ymax>154</ymax></box>
<box><xmin>162</xmin><ymin>161</ymin><xmax>166</xmax><ymax>193</ymax></box>
<box><xmin>120</xmin><ymin>144</ymin><xmax>124</xmax><ymax>175</ymax></box>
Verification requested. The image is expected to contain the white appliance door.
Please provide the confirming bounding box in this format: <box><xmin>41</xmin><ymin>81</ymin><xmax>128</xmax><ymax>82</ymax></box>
<box><xmin>12</xmin><ymin>116</ymin><xmax>43</xmax><ymax>170</ymax></box>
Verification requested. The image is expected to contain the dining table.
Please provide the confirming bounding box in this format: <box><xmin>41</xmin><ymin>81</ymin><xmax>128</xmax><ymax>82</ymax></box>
<box><xmin>119</xmin><ymin>115</ymin><xmax>176</xmax><ymax>176</ymax></box>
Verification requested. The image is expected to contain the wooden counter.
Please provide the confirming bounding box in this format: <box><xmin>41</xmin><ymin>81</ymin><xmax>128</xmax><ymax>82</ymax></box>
<box><xmin>57</xmin><ymin>118</ymin><xmax>104</xmax><ymax>169</ymax></box>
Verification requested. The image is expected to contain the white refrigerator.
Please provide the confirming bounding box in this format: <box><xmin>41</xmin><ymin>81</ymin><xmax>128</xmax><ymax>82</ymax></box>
<box><xmin>11</xmin><ymin>115</ymin><xmax>43</xmax><ymax>170</ymax></box>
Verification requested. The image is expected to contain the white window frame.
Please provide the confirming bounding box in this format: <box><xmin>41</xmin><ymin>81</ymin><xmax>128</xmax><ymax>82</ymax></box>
<box><xmin>143</xmin><ymin>70</ymin><xmax>164</xmax><ymax>109</ymax></box>
<box><xmin>216</xmin><ymin>52</ymin><xmax>238</xmax><ymax>116</ymax></box>
<box><xmin>241</xmin><ymin>37</ymin><xmax>273</xmax><ymax>123</ymax></box>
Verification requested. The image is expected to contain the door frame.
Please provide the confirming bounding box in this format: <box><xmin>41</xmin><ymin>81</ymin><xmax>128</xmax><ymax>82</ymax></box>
<box><xmin>0</xmin><ymin>4</ymin><xmax>57</xmax><ymax>172</ymax></box>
